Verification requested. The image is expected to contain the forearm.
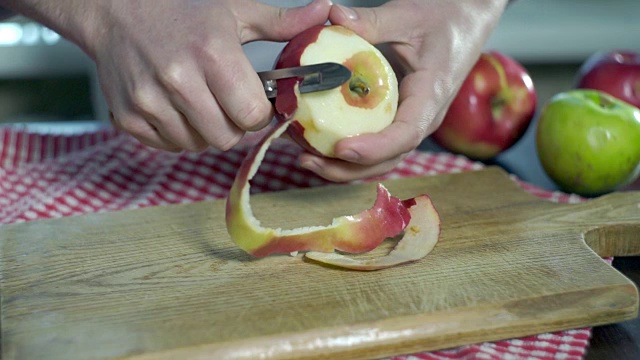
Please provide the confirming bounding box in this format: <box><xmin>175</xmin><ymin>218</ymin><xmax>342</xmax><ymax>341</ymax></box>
<box><xmin>0</xmin><ymin>0</ymin><xmax>101</xmax><ymax>55</ymax></box>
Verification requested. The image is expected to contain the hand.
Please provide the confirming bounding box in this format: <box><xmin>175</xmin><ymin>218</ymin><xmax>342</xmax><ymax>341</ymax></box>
<box><xmin>299</xmin><ymin>0</ymin><xmax>508</xmax><ymax>181</ymax></box>
<box><xmin>31</xmin><ymin>0</ymin><xmax>328</xmax><ymax>152</ymax></box>
<box><xmin>96</xmin><ymin>0</ymin><xmax>335</xmax><ymax>152</ymax></box>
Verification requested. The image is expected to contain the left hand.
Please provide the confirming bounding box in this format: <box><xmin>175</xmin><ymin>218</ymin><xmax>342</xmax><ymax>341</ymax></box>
<box><xmin>299</xmin><ymin>0</ymin><xmax>509</xmax><ymax>182</ymax></box>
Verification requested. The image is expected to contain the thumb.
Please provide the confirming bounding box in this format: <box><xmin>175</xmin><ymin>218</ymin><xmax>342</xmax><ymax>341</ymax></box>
<box><xmin>328</xmin><ymin>3</ymin><xmax>407</xmax><ymax>45</ymax></box>
<box><xmin>240</xmin><ymin>0</ymin><xmax>332</xmax><ymax>43</ymax></box>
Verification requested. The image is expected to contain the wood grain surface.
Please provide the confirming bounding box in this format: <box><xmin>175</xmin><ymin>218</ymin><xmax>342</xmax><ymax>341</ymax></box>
<box><xmin>1</xmin><ymin>167</ymin><xmax>639</xmax><ymax>360</ymax></box>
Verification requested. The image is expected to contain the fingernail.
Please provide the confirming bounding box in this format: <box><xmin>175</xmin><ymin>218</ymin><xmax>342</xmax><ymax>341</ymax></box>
<box><xmin>338</xmin><ymin>149</ymin><xmax>360</xmax><ymax>162</ymax></box>
<box><xmin>336</xmin><ymin>4</ymin><xmax>358</xmax><ymax>20</ymax></box>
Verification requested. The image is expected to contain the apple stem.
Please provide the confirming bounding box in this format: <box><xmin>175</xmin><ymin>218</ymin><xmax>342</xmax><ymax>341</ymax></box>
<box><xmin>491</xmin><ymin>96</ymin><xmax>507</xmax><ymax>109</ymax></box>
<box><xmin>491</xmin><ymin>95</ymin><xmax>508</xmax><ymax>119</ymax></box>
<box><xmin>597</xmin><ymin>93</ymin><xmax>614</xmax><ymax>109</ymax></box>
<box><xmin>350</xmin><ymin>78</ymin><xmax>370</xmax><ymax>97</ymax></box>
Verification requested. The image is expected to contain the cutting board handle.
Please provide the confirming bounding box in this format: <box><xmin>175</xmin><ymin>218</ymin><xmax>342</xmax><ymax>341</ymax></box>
<box><xmin>585</xmin><ymin>223</ymin><xmax>640</xmax><ymax>257</ymax></box>
<box><xmin>566</xmin><ymin>191</ymin><xmax>640</xmax><ymax>257</ymax></box>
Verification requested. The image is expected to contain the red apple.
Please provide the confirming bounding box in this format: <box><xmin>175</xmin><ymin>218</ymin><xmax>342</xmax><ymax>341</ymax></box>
<box><xmin>576</xmin><ymin>50</ymin><xmax>640</xmax><ymax>109</ymax></box>
<box><xmin>273</xmin><ymin>25</ymin><xmax>399</xmax><ymax>158</ymax></box>
<box><xmin>431</xmin><ymin>51</ymin><xmax>537</xmax><ymax>160</ymax></box>
<box><xmin>224</xmin><ymin>25</ymin><xmax>441</xmax><ymax>269</ymax></box>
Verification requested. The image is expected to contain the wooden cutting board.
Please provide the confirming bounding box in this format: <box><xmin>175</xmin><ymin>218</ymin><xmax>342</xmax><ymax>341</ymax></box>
<box><xmin>1</xmin><ymin>167</ymin><xmax>639</xmax><ymax>360</ymax></box>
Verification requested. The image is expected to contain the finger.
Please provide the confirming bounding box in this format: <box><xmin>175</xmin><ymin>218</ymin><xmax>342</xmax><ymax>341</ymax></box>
<box><xmin>176</xmin><ymin>86</ymin><xmax>246</xmax><ymax>152</ymax></box>
<box><xmin>328</xmin><ymin>3</ymin><xmax>414</xmax><ymax>45</ymax></box>
<box><xmin>203</xmin><ymin>40</ymin><xmax>273</xmax><ymax>134</ymax></box>
<box><xmin>161</xmin><ymin>68</ymin><xmax>245</xmax><ymax>151</ymax></box>
<box><xmin>126</xmin><ymin>86</ymin><xmax>210</xmax><ymax>152</ymax></box>
<box><xmin>240</xmin><ymin>0</ymin><xmax>332</xmax><ymax>42</ymax></box>
<box><xmin>215</xmin><ymin>0</ymin><xmax>330</xmax><ymax>136</ymax></box>
<box><xmin>110</xmin><ymin>111</ymin><xmax>181</xmax><ymax>152</ymax></box>
<box><xmin>333</xmin><ymin>71</ymin><xmax>442</xmax><ymax>165</ymax></box>
<box><xmin>299</xmin><ymin>152</ymin><xmax>407</xmax><ymax>183</ymax></box>
<box><xmin>150</xmin><ymin>110</ymin><xmax>209</xmax><ymax>153</ymax></box>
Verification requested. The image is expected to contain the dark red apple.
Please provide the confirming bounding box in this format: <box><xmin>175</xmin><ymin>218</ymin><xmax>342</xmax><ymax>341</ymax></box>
<box><xmin>576</xmin><ymin>50</ymin><xmax>640</xmax><ymax>108</ymax></box>
<box><xmin>431</xmin><ymin>51</ymin><xmax>537</xmax><ymax>160</ymax></box>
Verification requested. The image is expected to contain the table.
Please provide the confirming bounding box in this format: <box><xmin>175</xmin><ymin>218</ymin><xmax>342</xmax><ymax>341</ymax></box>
<box><xmin>587</xmin><ymin>256</ymin><xmax>640</xmax><ymax>359</ymax></box>
<box><xmin>1</xmin><ymin>125</ymin><xmax>638</xmax><ymax>359</ymax></box>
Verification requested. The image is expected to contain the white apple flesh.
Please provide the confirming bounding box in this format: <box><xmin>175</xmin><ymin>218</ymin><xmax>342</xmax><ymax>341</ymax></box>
<box><xmin>274</xmin><ymin>25</ymin><xmax>399</xmax><ymax>157</ymax></box>
<box><xmin>306</xmin><ymin>195</ymin><xmax>441</xmax><ymax>271</ymax></box>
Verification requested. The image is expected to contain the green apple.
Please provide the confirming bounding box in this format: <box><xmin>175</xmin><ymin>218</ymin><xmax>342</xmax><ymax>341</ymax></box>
<box><xmin>536</xmin><ymin>89</ymin><xmax>640</xmax><ymax>196</ymax></box>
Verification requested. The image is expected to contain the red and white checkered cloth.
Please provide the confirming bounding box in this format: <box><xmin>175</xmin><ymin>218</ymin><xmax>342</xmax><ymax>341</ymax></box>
<box><xmin>0</xmin><ymin>125</ymin><xmax>591</xmax><ymax>359</ymax></box>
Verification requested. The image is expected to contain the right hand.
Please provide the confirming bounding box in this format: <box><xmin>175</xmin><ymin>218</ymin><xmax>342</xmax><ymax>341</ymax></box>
<box><xmin>82</xmin><ymin>0</ymin><xmax>332</xmax><ymax>152</ymax></box>
<box><xmin>298</xmin><ymin>0</ymin><xmax>507</xmax><ymax>182</ymax></box>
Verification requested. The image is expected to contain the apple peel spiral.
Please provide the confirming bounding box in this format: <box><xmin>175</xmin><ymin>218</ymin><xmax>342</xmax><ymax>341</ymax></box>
<box><xmin>224</xmin><ymin>25</ymin><xmax>441</xmax><ymax>270</ymax></box>
<box><xmin>224</xmin><ymin>120</ymin><xmax>441</xmax><ymax>270</ymax></box>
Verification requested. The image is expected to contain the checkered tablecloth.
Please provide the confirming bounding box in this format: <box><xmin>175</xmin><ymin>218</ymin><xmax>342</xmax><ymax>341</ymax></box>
<box><xmin>0</xmin><ymin>124</ymin><xmax>592</xmax><ymax>359</ymax></box>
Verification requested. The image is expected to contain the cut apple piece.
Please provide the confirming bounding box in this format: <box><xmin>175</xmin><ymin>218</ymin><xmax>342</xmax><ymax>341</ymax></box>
<box><xmin>304</xmin><ymin>195</ymin><xmax>441</xmax><ymax>271</ymax></box>
<box><xmin>225</xmin><ymin>119</ymin><xmax>412</xmax><ymax>258</ymax></box>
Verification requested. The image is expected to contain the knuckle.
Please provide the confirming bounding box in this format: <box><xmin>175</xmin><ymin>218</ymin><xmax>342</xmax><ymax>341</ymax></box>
<box><xmin>193</xmin><ymin>113</ymin><xmax>243</xmax><ymax>151</ymax></box>
<box><xmin>157</xmin><ymin>142</ymin><xmax>182</xmax><ymax>153</ymax></box>
<box><xmin>234</xmin><ymin>101</ymin><xmax>271</xmax><ymax>131</ymax></box>
<box><xmin>201</xmin><ymin>41</ymin><xmax>226</xmax><ymax>67</ymax></box>
<box><xmin>158</xmin><ymin>63</ymin><xmax>190</xmax><ymax>98</ymax></box>
<box><xmin>217</xmin><ymin>133</ymin><xmax>242</xmax><ymax>151</ymax></box>
<box><xmin>194</xmin><ymin>143</ymin><xmax>209</xmax><ymax>152</ymax></box>
<box><xmin>316</xmin><ymin>167</ymin><xmax>353</xmax><ymax>183</ymax></box>
<box><xmin>183</xmin><ymin>140</ymin><xmax>209</xmax><ymax>153</ymax></box>
<box><xmin>114</xmin><ymin>114</ymin><xmax>145</xmax><ymax>135</ymax></box>
<box><xmin>429</xmin><ymin>113</ymin><xmax>447</xmax><ymax>135</ymax></box>
<box><xmin>408</xmin><ymin>129</ymin><xmax>425</xmax><ymax>149</ymax></box>
<box><xmin>139</xmin><ymin>133</ymin><xmax>180</xmax><ymax>152</ymax></box>
<box><xmin>112</xmin><ymin>112</ymin><xmax>182</xmax><ymax>152</ymax></box>
<box><xmin>129</xmin><ymin>87</ymin><xmax>157</xmax><ymax>117</ymax></box>
<box><xmin>401</xmin><ymin>120</ymin><xmax>429</xmax><ymax>151</ymax></box>
<box><xmin>327</xmin><ymin>173</ymin><xmax>351</xmax><ymax>183</ymax></box>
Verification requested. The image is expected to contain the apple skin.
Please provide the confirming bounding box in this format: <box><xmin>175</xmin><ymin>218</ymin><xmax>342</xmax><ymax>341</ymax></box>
<box><xmin>272</xmin><ymin>26</ymin><xmax>323</xmax><ymax>130</ymax></box>
<box><xmin>225</xmin><ymin>118</ymin><xmax>441</xmax><ymax>266</ymax></box>
<box><xmin>273</xmin><ymin>25</ymin><xmax>398</xmax><ymax>158</ymax></box>
<box><xmin>536</xmin><ymin>89</ymin><xmax>640</xmax><ymax>197</ymax></box>
<box><xmin>431</xmin><ymin>51</ymin><xmax>537</xmax><ymax>160</ymax></box>
<box><xmin>225</xmin><ymin>120</ymin><xmax>412</xmax><ymax>257</ymax></box>
<box><xmin>305</xmin><ymin>194</ymin><xmax>441</xmax><ymax>271</ymax></box>
<box><xmin>576</xmin><ymin>50</ymin><xmax>640</xmax><ymax>109</ymax></box>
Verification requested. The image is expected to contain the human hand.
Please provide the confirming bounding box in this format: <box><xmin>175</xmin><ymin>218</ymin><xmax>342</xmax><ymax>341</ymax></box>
<box><xmin>299</xmin><ymin>0</ymin><xmax>508</xmax><ymax>181</ymax></box>
<box><xmin>81</xmin><ymin>0</ymin><xmax>332</xmax><ymax>152</ymax></box>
